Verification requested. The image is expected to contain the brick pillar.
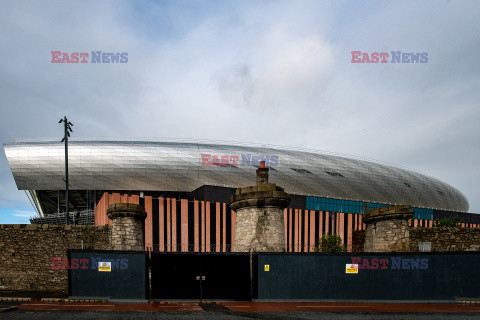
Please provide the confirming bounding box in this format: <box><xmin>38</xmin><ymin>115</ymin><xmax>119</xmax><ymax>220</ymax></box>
<box><xmin>107</xmin><ymin>203</ymin><xmax>147</xmax><ymax>251</ymax></box>
<box><xmin>230</xmin><ymin>161</ymin><xmax>291</xmax><ymax>252</ymax></box>
<box><xmin>363</xmin><ymin>205</ymin><xmax>414</xmax><ymax>252</ymax></box>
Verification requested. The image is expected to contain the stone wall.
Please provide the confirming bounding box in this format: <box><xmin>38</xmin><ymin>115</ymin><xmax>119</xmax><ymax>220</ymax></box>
<box><xmin>350</xmin><ymin>227</ymin><xmax>480</xmax><ymax>252</ymax></box>
<box><xmin>409</xmin><ymin>227</ymin><xmax>480</xmax><ymax>252</ymax></box>
<box><xmin>108</xmin><ymin>203</ymin><xmax>146</xmax><ymax>251</ymax></box>
<box><xmin>233</xmin><ymin>207</ymin><xmax>286</xmax><ymax>252</ymax></box>
<box><xmin>363</xmin><ymin>205</ymin><xmax>413</xmax><ymax>252</ymax></box>
<box><xmin>365</xmin><ymin>219</ymin><xmax>411</xmax><ymax>252</ymax></box>
<box><xmin>0</xmin><ymin>224</ymin><xmax>111</xmax><ymax>291</ymax></box>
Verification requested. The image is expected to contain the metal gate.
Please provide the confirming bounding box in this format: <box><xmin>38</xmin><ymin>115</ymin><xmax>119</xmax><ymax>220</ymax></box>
<box><xmin>151</xmin><ymin>252</ymin><xmax>251</xmax><ymax>300</ymax></box>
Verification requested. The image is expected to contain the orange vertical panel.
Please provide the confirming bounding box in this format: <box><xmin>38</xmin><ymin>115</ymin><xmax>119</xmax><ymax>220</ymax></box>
<box><xmin>354</xmin><ymin>214</ymin><xmax>358</xmax><ymax>231</ymax></box>
<box><xmin>324</xmin><ymin>211</ymin><xmax>328</xmax><ymax>235</ymax></box>
<box><xmin>294</xmin><ymin>209</ymin><xmax>299</xmax><ymax>252</ymax></box>
<box><xmin>101</xmin><ymin>193</ymin><xmax>106</xmax><ymax>225</ymax></box>
<box><xmin>462</xmin><ymin>223</ymin><xmax>465</xmax><ymax>228</ymax></box>
<box><xmin>293</xmin><ymin>209</ymin><xmax>297</xmax><ymax>252</ymax></box>
<box><xmin>106</xmin><ymin>192</ymin><xmax>111</xmax><ymax>225</ymax></box>
<box><xmin>171</xmin><ymin>198</ymin><xmax>177</xmax><ymax>252</ymax></box>
<box><xmin>108</xmin><ymin>193</ymin><xmax>113</xmax><ymax>226</ymax></box>
<box><xmin>145</xmin><ymin>196</ymin><xmax>153</xmax><ymax>250</ymax></box>
<box><xmin>112</xmin><ymin>192</ymin><xmax>121</xmax><ymax>204</ymax></box>
<box><xmin>206</xmin><ymin>202</ymin><xmax>211</xmax><ymax>252</ymax></box>
<box><xmin>105</xmin><ymin>193</ymin><xmax>109</xmax><ymax>225</ymax></box>
<box><xmin>339</xmin><ymin>213</ymin><xmax>345</xmax><ymax>245</ymax></box>
<box><xmin>201</xmin><ymin>201</ymin><xmax>205</xmax><ymax>252</ymax></box>
<box><xmin>166</xmin><ymin>198</ymin><xmax>171</xmax><ymax>252</ymax></box>
<box><xmin>288</xmin><ymin>209</ymin><xmax>293</xmax><ymax>252</ymax></box>
<box><xmin>347</xmin><ymin>214</ymin><xmax>353</xmax><ymax>252</ymax></box>
<box><xmin>319</xmin><ymin>211</ymin><xmax>324</xmax><ymax>239</ymax></box>
<box><xmin>222</xmin><ymin>203</ymin><xmax>227</xmax><ymax>253</ymax></box>
<box><xmin>231</xmin><ymin>210</ymin><xmax>236</xmax><ymax>251</ymax></box>
<box><xmin>428</xmin><ymin>220</ymin><xmax>433</xmax><ymax>228</ymax></box>
<box><xmin>414</xmin><ymin>219</ymin><xmax>418</xmax><ymax>228</ymax></box>
<box><xmin>93</xmin><ymin>195</ymin><xmax>98</xmax><ymax>225</ymax></box>
<box><xmin>194</xmin><ymin>200</ymin><xmax>199</xmax><ymax>252</ymax></box>
<box><xmin>104</xmin><ymin>194</ymin><xmax>108</xmax><ymax>225</ymax></box>
<box><xmin>131</xmin><ymin>194</ymin><xmax>140</xmax><ymax>204</ymax></box>
<box><xmin>336</xmin><ymin>213</ymin><xmax>340</xmax><ymax>235</ymax></box>
<box><xmin>106</xmin><ymin>193</ymin><xmax>112</xmax><ymax>226</ymax></box>
<box><xmin>298</xmin><ymin>210</ymin><xmax>302</xmax><ymax>252</ymax></box>
<box><xmin>304</xmin><ymin>210</ymin><xmax>309</xmax><ymax>252</ymax></box>
<box><xmin>98</xmin><ymin>193</ymin><xmax>104</xmax><ymax>225</ymax></box>
<box><xmin>159</xmin><ymin>197</ymin><xmax>164</xmax><ymax>252</ymax></box>
<box><xmin>309</xmin><ymin>211</ymin><xmax>315</xmax><ymax>252</ymax></box>
<box><xmin>215</xmin><ymin>202</ymin><xmax>221</xmax><ymax>252</ymax></box>
<box><xmin>95</xmin><ymin>195</ymin><xmax>99</xmax><ymax>225</ymax></box>
<box><xmin>94</xmin><ymin>193</ymin><xmax>105</xmax><ymax>226</ymax></box>
<box><xmin>358</xmin><ymin>214</ymin><xmax>363</xmax><ymax>230</ymax></box>
<box><xmin>284</xmin><ymin>209</ymin><xmax>288</xmax><ymax>251</ymax></box>
<box><xmin>106</xmin><ymin>193</ymin><xmax>118</xmax><ymax>226</ymax></box>
<box><xmin>181</xmin><ymin>199</ymin><xmax>188</xmax><ymax>252</ymax></box>
<box><xmin>121</xmin><ymin>194</ymin><xmax>128</xmax><ymax>203</ymax></box>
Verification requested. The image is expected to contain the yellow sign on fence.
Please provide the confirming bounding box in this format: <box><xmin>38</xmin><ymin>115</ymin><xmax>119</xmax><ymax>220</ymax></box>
<box><xmin>264</xmin><ymin>265</ymin><xmax>270</xmax><ymax>272</ymax></box>
<box><xmin>345</xmin><ymin>264</ymin><xmax>358</xmax><ymax>274</ymax></box>
<box><xmin>98</xmin><ymin>262</ymin><xmax>112</xmax><ymax>272</ymax></box>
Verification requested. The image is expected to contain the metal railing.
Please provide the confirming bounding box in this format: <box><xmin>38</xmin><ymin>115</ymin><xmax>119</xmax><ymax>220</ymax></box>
<box><xmin>30</xmin><ymin>210</ymin><xmax>94</xmax><ymax>225</ymax></box>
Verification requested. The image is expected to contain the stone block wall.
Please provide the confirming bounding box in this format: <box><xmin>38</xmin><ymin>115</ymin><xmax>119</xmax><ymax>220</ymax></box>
<box><xmin>409</xmin><ymin>227</ymin><xmax>480</xmax><ymax>252</ymax></box>
<box><xmin>350</xmin><ymin>227</ymin><xmax>480</xmax><ymax>252</ymax></box>
<box><xmin>234</xmin><ymin>207</ymin><xmax>286</xmax><ymax>252</ymax></box>
<box><xmin>364</xmin><ymin>218</ymin><xmax>411</xmax><ymax>252</ymax></box>
<box><xmin>0</xmin><ymin>224</ymin><xmax>111</xmax><ymax>291</ymax></box>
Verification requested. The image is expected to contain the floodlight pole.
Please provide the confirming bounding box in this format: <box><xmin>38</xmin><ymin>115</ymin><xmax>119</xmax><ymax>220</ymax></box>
<box><xmin>65</xmin><ymin>118</ymin><xmax>69</xmax><ymax>225</ymax></box>
<box><xmin>59</xmin><ymin>116</ymin><xmax>73</xmax><ymax>225</ymax></box>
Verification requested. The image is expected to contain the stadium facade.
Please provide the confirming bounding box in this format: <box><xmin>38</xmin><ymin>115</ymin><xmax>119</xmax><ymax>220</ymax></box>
<box><xmin>4</xmin><ymin>138</ymin><xmax>477</xmax><ymax>252</ymax></box>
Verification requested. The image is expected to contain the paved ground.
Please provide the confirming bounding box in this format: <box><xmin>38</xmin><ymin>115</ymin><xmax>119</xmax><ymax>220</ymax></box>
<box><xmin>2</xmin><ymin>289</ymin><xmax>480</xmax><ymax>319</ymax></box>
<box><xmin>0</xmin><ymin>301</ymin><xmax>476</xmax><ymax>319</ymax></box>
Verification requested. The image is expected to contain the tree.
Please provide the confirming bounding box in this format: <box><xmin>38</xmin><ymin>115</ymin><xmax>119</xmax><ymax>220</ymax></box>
<box><xmin>313</xmin><ymin>234</ymin><xmax>346</xmax><ymax>253</ymax></box>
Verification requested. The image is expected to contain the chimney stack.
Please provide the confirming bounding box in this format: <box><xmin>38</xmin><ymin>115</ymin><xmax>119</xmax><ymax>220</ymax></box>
<box><xmin>256</xmin><ymin>160</ymin><xmax>269</xmax><ymax>185</ymax></box>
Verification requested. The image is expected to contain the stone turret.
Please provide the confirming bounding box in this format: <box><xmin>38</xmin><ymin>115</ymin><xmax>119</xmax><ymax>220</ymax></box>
<box><xmin>230</xmin><ymin>161</ymin><xmax>291</xmax><ymax>252</ymax></box>
<box><xmin>363</xmin><ymin>205</ymin><xmax>414</xmax><ymax>252</ymax></box>
<box><xmin>107</xmin><ymin>203</ymin><xmax>147</xmax><ymax>251</ymax></box>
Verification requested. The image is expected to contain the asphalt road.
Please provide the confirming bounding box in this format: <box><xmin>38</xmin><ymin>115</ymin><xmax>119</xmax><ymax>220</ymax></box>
<box><xmin>3</xmin><ymin>309</ymin><xmax>480</xmax><ymax>320</ymax></box>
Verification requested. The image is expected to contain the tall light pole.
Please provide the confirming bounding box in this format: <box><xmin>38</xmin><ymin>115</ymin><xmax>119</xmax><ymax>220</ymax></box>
<box><xmin>59</xmin><ymin>117</ymin><xmax>73</xmax><ymax>224</ymax></box>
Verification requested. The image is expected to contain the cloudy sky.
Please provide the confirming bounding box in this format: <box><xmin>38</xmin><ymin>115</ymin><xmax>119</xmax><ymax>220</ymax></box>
<box><xmin>0</xmin><ymin>0</ymin><xmax>479</xmax><ymax>223</ymax></box>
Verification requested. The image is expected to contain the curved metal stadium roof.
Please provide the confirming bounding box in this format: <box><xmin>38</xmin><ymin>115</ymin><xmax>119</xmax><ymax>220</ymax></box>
<box><xmin>4</xmin><ymin>138</ymin><xmax>469</xmax><ymax>212</ymax></box>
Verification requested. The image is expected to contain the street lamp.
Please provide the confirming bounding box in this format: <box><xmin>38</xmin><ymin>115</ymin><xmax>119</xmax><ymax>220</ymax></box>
<box><xmin>59</xmin><ymin>117</ymin><xmax>73</xmax><ymax>224</ymax></box>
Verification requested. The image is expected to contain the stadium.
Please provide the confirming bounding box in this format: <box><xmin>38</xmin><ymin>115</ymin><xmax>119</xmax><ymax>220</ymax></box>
<box><xmin>3</xmin><ymin>138</ymin><xmax>477</xmax><ymax>252</ymax></box>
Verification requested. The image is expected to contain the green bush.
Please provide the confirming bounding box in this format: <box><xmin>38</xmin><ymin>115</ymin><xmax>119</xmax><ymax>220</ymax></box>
<box><xmin>433</xmin><ymin>216</ymin><xmax>463</xmax><ymax>228</ymax></box>
<box><xmin>313</xmin><ymin>234</ymin><xmax>346</xmax><ymax>253</ymax></box>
